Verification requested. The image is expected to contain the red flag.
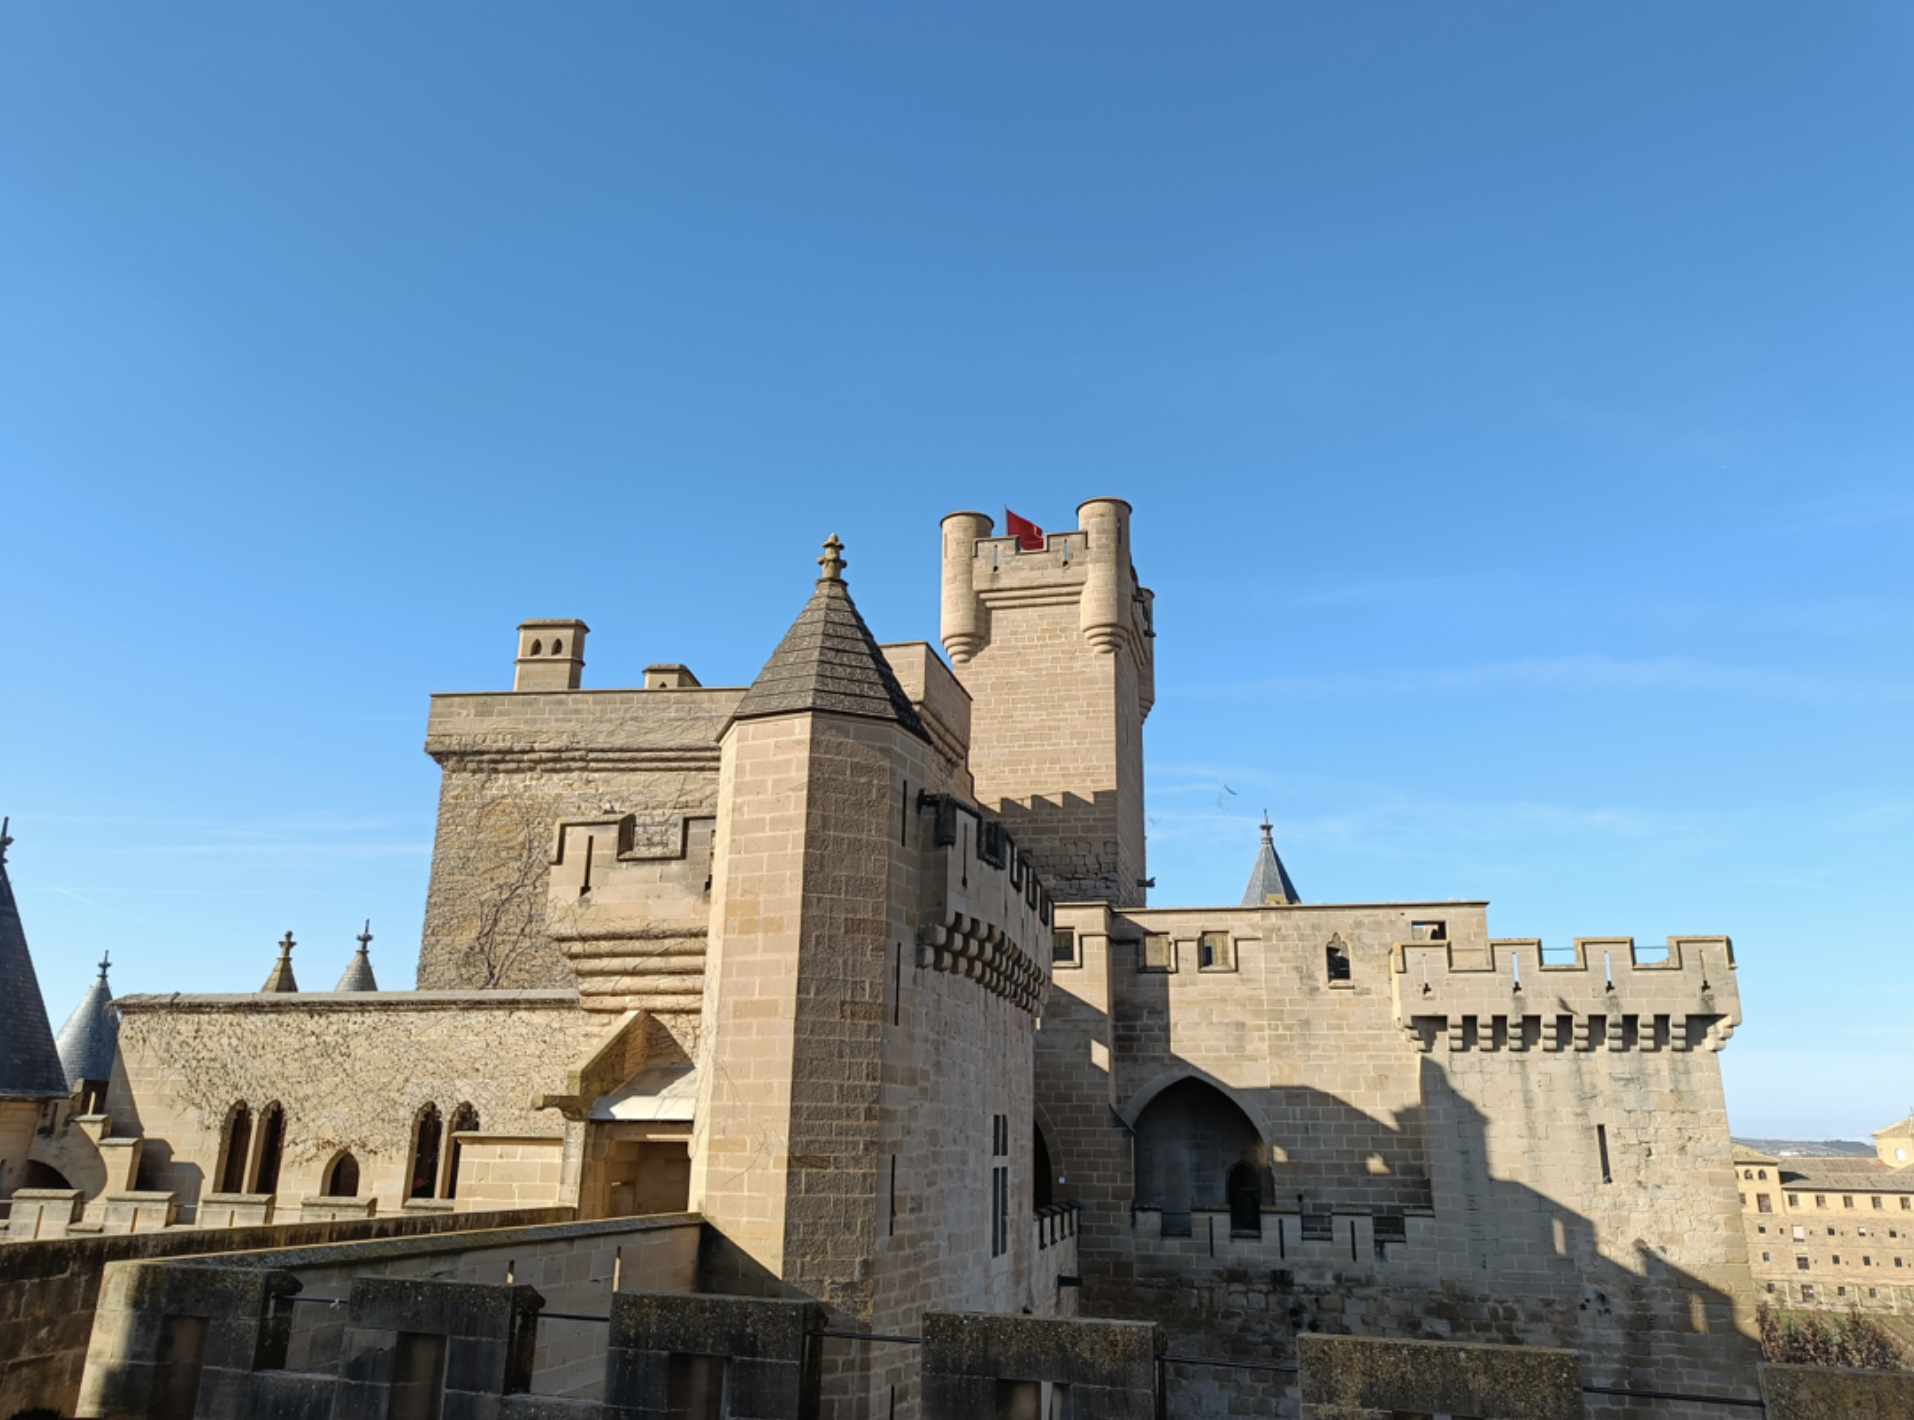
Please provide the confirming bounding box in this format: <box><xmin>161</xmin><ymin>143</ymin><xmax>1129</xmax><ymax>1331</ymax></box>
<box><xmin>1005</xmin><ymin>508</ymin><xmax>1045</xmax><ymax>552</ymax></box>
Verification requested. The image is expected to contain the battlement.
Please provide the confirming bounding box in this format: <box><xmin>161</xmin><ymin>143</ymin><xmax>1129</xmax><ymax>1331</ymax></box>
<box><xmin>1391</xmin><ymin>935</ymin><xmax>1740</xmax><ymax>1054</ymax></box>
<box><xmin>939</xmin><ymin>499</ymin><xmax>1153</xmax><ymax>669</ymax></box>
<box><xmin>915</xmin><ymin>793</ymin><xmax>1052</xmax><ymax>1013</ymax></box>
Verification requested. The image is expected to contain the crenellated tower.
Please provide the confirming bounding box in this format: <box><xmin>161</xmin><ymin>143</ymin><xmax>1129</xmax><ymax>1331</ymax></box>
<box><xmin>939</xmin><ymin>498</ymin><xmax>1155</xmax><ymax>907</ymax></box>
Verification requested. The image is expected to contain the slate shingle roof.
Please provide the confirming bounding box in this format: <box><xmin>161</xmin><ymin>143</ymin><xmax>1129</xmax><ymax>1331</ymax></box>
<box><xmin>729</xmin><ymin>545</ymin><xmax>929</xmax><ymax>743</ymax></box>
<box><xmin>55</xmin><ymin>960</ymin><xmax>119</xmax><ymax>1088</ymax></box>
<box><xmin>1240</xmin><ymin>817</ymin><xmax>1302</xmax><ymax>907</ymax></box>
<box><xmin>0</xmin><ymin>834</ymin><xmax>78</xmax><ymax>1099</ymax></box>
<box><xmin>334</xmin><ymin>944</ymin><xmax>378</xmax><ymax>992</ymax></box>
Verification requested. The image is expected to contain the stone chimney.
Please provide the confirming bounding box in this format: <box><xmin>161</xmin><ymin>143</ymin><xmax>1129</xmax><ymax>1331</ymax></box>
<box><xmin>514</xmin><ymin>619</ymin><xmax>589</xmax><ymax>692</ymax></box>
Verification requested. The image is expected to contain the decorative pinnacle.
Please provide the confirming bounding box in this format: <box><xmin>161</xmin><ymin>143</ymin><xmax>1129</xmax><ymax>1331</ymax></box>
<box><xmin>0</xmin><ymin>816</ymin><xmax>11</xmax><ymax>866</ymax></box>
<box><xmin>1260</xmin><ymin>812</ymin><xmax>1274</xmax><ymax>841</ymax></box>
<box><xmin>357</xmin><ymin>920</ymin><xmax>373</xmax><ymax>951</ymax></box>
<box><xmin>97</xmin><ymin>952</ymin><xmax>111</xmax><ymax>981</ymax></box>
<box><xmin>279</xmin><ymin>931</ymin><xmax>295</xmax><ymax>958</ymax></box>
<box><xmin>817</xmin><ymin>534</ymin><xmax>847</xmax><ymax>583</ymax></box>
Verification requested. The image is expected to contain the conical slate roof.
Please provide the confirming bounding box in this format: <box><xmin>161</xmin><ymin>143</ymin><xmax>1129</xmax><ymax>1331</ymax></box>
<box><xmin>260</xmin><ymin>932</ymin><xmax>299</xmax><ymax>993</ymax></box>
<box><xmin>1240</xmin><ymin>816</ymin><xmax>1302</xmax><ymax>907</ymax></box>
<box><xmin>729</xmin><ymin>535</ymin><xmax>930</xmax><ymax>743</ymax></box>
<box><xmin>56</xmin><ymin>955</ymin><xmax>119</xmax><ymax>1088</ymax></box>
<box><xmin>334</xmin><ymin>922</ymin><xmax>378</xmax><ymax>992</ymax></box>
<box><xmin>0</xmin><ymin>822</ymin><xmax>78</xmax><ymax>1099</ymax></box>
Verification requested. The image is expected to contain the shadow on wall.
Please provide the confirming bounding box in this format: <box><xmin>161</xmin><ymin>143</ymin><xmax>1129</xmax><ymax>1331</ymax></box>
<box><xmin>1045</xmin><ymin>961</ymin><xmax>1760</xmax><ymax>1399</ymax></box>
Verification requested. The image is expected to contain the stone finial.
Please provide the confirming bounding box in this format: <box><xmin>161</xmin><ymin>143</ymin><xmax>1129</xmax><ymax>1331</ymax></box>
<box><xmin>260</xmin><ymin>931</ymin><xmax>299</xmax><ymax>994</ymax></box>
<box><xmin>336</xmin><ymin>920</ymin><xmax>378</xmax><ymax>992</ymax></box>
<box><xmin>817</xmin><ymin>534</ymin><xmax>847</xmax><ymax>583</ymax></box>
<box><xmin>0</xmin><ymin>816</ymin><xmax>11</xmax><ymax>867</ymax></box>
<box><xmin>97</xmin><ymin>952</ymin><xmax>110</xmax><ymax>981</ymax></box>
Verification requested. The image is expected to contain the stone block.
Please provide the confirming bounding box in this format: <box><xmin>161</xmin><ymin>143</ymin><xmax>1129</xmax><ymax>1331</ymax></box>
<box><xmin>920</xmin><ymin>1312</ymin><xmax>1161</xmax><ymax>1420</ymax></box>
<box><xmin>1297</xmin><ymin>1333</ymin><xmax>1581</xmax><ymax>1420</ymax></box>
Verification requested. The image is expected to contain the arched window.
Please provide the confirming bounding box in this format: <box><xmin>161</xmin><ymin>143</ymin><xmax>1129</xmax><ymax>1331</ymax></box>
<box><xmin>1228</xmin><ymin>1161</ymin><xmax>1261</xmax><ymax>1236</ymax></box>
<box><xmin>252</xmin><ymin>1103</ymin><xmax>286</xmax><ymax>1195</ymax></box>
<box><xmin>409</xmin><ymin>1104</ymin><xmax>443</xmax><ymax>1201</ymax></box>
<box><xmin>551</xmin><ymin>638</ymin><xmax>564</xmax><ymax>655</ymax></box>
<box><xmin>218</xmin><ymin>1104</ymin><xmax>253</xmax><ymax>1195</ymax></box>
<box><xmin>444</xmin><ymin>1103</ymin><xmax>480</xmax><ymax>1199</ymax></box>
<box><xmin>529</xmin><ymin>639</ymin><xmax>543</xmax><ymax>656</ymax></box>
<box><xmin>325</xmin><ymin>1152</ymin><xmax>360</xmax><ymax>1198</ymax></box>
<box><xmin>1133</xmin><ymin>1078</ymin><xmax>1265</xmax><ymax>1238</ymax></box>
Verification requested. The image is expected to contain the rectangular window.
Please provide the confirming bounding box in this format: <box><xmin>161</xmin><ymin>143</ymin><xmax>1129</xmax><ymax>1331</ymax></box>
<box><xmin>1757</xmin><ymin>1194</ymin><xmax>1772</xmax><ymax>1213</ymax></box>
<box><xmin>1796</xmin><ymin>1256</ymin><xmax>1810</xmax><ymax>1271</ymax></box>
<box><xmin>1903</xmin><ymin>1197</ymin><xmax>1911</xmax><ymax>1210</ymax></box>
<box><xmin>1873</xmin><ymin>1196</ymin><xmax>1884</xmax><ymax>1210</ymax></box>
<box><xmin>1140</xmin><ymin>935</ymin><xmax>1175</xmax><ymax>972</ymax></box>
<box><xmin>1410</xmin><ymin>920</ymin><xmax>1447</xmax><ymax>941</ymax></box>
<box><xmin>1816</xmin><ymin>1195</ymin><xmax>1826</xmax><ymax>1209</ymax></box>
<box><xmin>1792</xmin><ymin>1226</ymin><xmax>1806</xmax><ymax>1241</ymax></box>
<box><xmin>1844</xmin><ymin>1196</ymin><xmax>1855</xmax><ymax>1209</ymax></box>
<box><xmin>1761</xmin><ymin>1252</ymin><xmax>1770</xmax><ymax>1262</ymax></box>
<box><xmin>1801</xmin><ymin>1284</ymin><xmax>1815</xmax><ymax>1301</ymax></box>
<box><xmin>1197</xmin><ymin>931</ymin><xmax>1234</xmax><ymax>972</ymax></box>
<box><xmin>989</xmin><ymin>1113</ymin><xmax>1009</xmax><ymax>1259</ymax></box>
<box><xmin>1832</xmin><ymin>1254</ymin><xmax>1842</xmax><ymax>1264</ymax></box>
<box><xmin>1863</xmin><ymin>1256</ymin><xmax>1872</xmax><ymax>1266</ymax></box>
<box><xmin>1596</xmin><ymin>1124</ymin><xmax>1612</xmax><ymax>1185</ymax></box>
<box><xmin>1051</xmin><ymin>928</ymin><xmax>1079</xmax><ymax>967</ymax></box>
<box><xmin>1788</xmin><ymin>1194</ymin><xmax>1800</xmax><ymax>1207</ymax></box>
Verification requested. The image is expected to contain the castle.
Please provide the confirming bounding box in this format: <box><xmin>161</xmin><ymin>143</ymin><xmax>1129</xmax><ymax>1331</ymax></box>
<box><xmin>2</xmin><ymin>499</ymin><xmax>1804</xmax><ymax>1417</ymax></box>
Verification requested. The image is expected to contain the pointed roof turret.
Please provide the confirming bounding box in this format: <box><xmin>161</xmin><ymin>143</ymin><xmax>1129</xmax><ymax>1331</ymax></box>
<box><xmin>260</xmin><ymin>931</ymin><xmax>299</xmax><ymax>993</ymax></box>
<box><xmin>56</xmin><ymin>952</ymin><xmax>119</xmax><ymax>1089</ymax></box>
<box><xmin>0</xmin><ymin>819</ymin><xmax>79</xmax><ymax>1099</ymax></box>
<box><xmin>335</xmin><ymin>921</ymin><xmax>379</xmax><ymax>992</ymax></box>
<box><xmin>728</xmin><ymin>535</ymin><xmax>930</xmax><ymax>742</ymax></box>
<box><xmin>1240</xmin><ymin>814</ymin><xmax>1302</xmax><ymax>907</ymax></box>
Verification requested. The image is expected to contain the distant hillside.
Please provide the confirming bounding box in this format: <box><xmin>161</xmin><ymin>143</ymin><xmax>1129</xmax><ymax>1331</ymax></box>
<box><xmin>1732</xmin><ymin>1137</ymin><xmax>1874</xmax><ymax>1158</ymax></box>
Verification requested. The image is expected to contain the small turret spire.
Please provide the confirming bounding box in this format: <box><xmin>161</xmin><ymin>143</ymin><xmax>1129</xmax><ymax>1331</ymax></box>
<box><xmin>1240</xmin><ymin>813</ymin><xmax>1302</xmax><ymax>907</ymax></box>
<box><xmin>260</xmin><ymin>931</ymin><xmax>299</xmax><ymax>993</ymax></box>
<box><xmin>817</xmin><ymin>533</ymin><xmax>847</xmax><ymax>583</ymax></box>
<box><xmin>335</xmin><ymin>920</ymin><xmax>379</xmax><ymax>992</ymax></box>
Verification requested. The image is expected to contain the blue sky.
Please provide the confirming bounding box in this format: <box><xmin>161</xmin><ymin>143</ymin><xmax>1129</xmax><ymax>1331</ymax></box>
<box><xmin>2</xmin><ymin>5</ymin><xmax>1909</xmax><ymax>1139</ymax></box>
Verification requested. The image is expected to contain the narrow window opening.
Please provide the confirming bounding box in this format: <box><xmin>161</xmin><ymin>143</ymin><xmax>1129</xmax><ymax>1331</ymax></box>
<box><xmin>1596</xmin><ymin>1124</ymin><xmax>1612</xmax><ymax>1184</ymax></box>
<box><xmin>888</xmin><ymin>1155</ymin><xmax>897</xmax><ymax>1236</ymax></box>
<box><xmin>551</xmin><ymin>638</ymin><xmax>564</xmax><ymax>655</ymax></box>
<box><xmin>901</xmin><ymin>782</ymin><xmax>909</xmax><ymax>845</ymax></box>
<box><xmin>218</xmin><ymin>1104</ymin><xmax>253</xmax><ymax>1195</ymax></box>
<box><xmin>326</xmin><ymin>1152</ymin><xmax>360</xmax><ymax>1198</ymax></box>
<box><xmin>1227</xmin><ymin>1161</ymin><xmax>1260</xmax><ymax>1237</ymax></box>
<box><xmin>529</xmin><ymin>639</ymin><xmax>542</xmax><ymax>656</ymax></box>
<box><xmin>1051</xmin><ymin>928</ymin><xmax>1077</xmax><ymax>967</ymax></box>
<box><xmin>1325</xmin><ymin>939</ymin><xmax>1351</xmax><ymax>982</ymax></box>
<box><xmin>892</xmin><ymin>943</ymin><xmax>902</xmax><ymax>1026</ymax></box>
<box><xmin>444</xmin><ymin>1103</ymin><xmax>479</xmax><ymax>1199</ymax></box>
<box><xmin>253</xmin><ymin>1103</ymin><xmax>286</xmax><ymax>1195</ymax></box>
<box><xmin>409</xmin><ymin>1103</ymin><xmax>444</xmax><ymax>1200</ymax></box>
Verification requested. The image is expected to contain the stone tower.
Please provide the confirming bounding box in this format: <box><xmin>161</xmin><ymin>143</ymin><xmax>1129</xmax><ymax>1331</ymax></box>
<box><xmin>689</xmin><ymin>535</ymin><xmax>939</xmax><ymax>1313</ymax></box>
<box><xmin>939</xmin><ymin>498</ymin><xmax>1155</xmax><ymax>906</ymax></box>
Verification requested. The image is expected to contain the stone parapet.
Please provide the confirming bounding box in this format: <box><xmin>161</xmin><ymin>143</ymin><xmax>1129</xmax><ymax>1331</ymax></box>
<box><xmin>920</xmin><ymin>1311</ymin><xmax>1162</xmax><ymax>1420</ymax></box>
<box><xmin>1759</xmin><ymin>1360</ymin><xmax>1914</xmax><ymax>1419</ymax></box>
<box><xmin>1392</xmin><ymin>935</ymin><xmax>1741</xmax><ymax>1054</ymax></box>
<box><xmin>914</xmin><ymin>794</ymin><xmax>1051</xmax><ymax>1013</ymax></box>
<box><xmin>1297</xmin><ymin>1333</ymin><xmax>1582</xmax><ymax>1420</ymax></box>
<box><xmin>6</xmin><ymin>1189</ymin><xmax>85</xmax><ymax>1241</ymax></box>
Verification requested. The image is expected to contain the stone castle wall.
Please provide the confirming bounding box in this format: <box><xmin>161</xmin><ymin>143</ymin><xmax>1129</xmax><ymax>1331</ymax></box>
<box><xmin>1037</xmin><ymin>902</ymin><xmax>1760</xmax><ymax>1415</ymax></box>
<box><xmin>108</xmin><ymin>991</ymin><xmax>593</xmax><ymax>1216</ymax></box>
<box><xmin>418</xmin><ymin>686</ymin><xmax>741</xmax><ymax>992</ymax></box>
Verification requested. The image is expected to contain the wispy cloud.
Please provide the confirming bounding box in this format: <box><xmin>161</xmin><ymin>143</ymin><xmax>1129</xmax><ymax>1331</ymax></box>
<box><xmin>1170</xmin><ymin>655</ymin><xmax>1910</xmax><ymax>706</ymax></box>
